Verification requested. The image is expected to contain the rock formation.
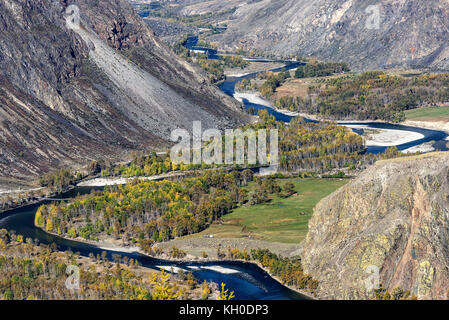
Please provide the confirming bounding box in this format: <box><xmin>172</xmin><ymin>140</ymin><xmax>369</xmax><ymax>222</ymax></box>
<box><xmin>302</xmin><ymin>152</ymin><xmax>449</xmax><ymax>299</ymax></box>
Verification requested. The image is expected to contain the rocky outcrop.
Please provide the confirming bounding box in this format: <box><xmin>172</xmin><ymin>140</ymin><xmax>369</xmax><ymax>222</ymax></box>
<box><xmin>207</xmin><ymin>0</ymin><xmax>449</xmax><ymax>71</ymax></box>
<box><xmin>302</xmin><ymin>152</ymin><xmax>449</xmax><ymax>299</ymax></box>
<box><xmin>0</xmin><ymin>0</ymin><xmax>249</xmax><ymax>181</ymax></box>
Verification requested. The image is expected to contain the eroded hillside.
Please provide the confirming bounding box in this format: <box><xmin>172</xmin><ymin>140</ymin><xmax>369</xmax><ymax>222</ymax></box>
<box><xmin>0</xmin><ymin>0</ymin><xmax>248</xmax><ymax>181</ymax></box>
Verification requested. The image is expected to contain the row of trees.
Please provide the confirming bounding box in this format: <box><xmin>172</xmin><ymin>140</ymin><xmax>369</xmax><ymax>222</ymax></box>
<box><xmin>226</xmin><ymin>248</ymin><xmax>319</xmax><ymax>294</ymax></box>
<box><xmin>294</xmin><ymin>62</ymin><xmax>350</xmax><ymax>78</ymax></box>
<box><xmin>100</xmin><ymin>152</ymin><xmax>177</xmax><ymax>178</ymax></box>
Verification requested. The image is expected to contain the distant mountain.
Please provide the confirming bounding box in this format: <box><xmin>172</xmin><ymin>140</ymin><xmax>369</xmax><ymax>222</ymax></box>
<box><xmin>0</xmin><ymin>0</ymin><xmax>248</xmax><ymax>181</ymax></box>
<box><xmin>207</xmin><ymin>0</ymin><xmax>449</xmax><ymax>70</ymax></box>
<box><xmin>302</xmin><ymin>153</ymin><xmax>449</xmax><ymax>299</ymax></box>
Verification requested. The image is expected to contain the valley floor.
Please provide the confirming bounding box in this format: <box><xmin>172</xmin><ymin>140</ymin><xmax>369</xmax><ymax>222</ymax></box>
<box><xmin>234</xmin><ymin>89</ymin><xmax>443</xmax><ymax>151</ymax></box>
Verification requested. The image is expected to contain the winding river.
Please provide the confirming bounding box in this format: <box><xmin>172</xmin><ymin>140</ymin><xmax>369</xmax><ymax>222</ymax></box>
<box><xmin>0</xmin><ymin>37</ymin><xmax>448</xmax><ymax>301</ymax></box>
<box><xmin>0</xmin><ymin>186</ymin><xmax>306</xmax><ymax>300</ymax></box>
<box><xmin>183</xmin><ymin>36</ymin><xmax>449</xmax><ymax>154</ymax></box>
<box><xmin>0</xmin><ymin>37</ymin><xmax>310</xmax><ymax>300</ymax></box>
<box><xmin>219</xmin><ymin>67</ymin><xmax>449</xmax><ymax>154</ymax></box>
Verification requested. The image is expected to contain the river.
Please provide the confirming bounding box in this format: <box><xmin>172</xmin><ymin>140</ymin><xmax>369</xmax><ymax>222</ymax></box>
<box><xmin>0</xmin><ymin>186</ymin><xmax>307</xmax><ymax>300</ymax></box>
<box><xmin>0</xmin><ymin>36</ymin><xmax>309</xmax><ymax>301</ymax></box>
<box><xmin>219</xmin><ymin>67</ymin><xmax>449</xmax><ymax>155</ymax></box>
<box><xmin>183</xmin><ymin>36</ymin><xmax>448</xmax><ymax>154</ymax></box>
<box><xmin>0</xmin><ymin>37</ymin><xmax>447</xmax><ymax>301</ymax></box>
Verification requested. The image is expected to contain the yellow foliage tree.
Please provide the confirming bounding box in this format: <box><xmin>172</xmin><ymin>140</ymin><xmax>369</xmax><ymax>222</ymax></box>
<box><xmin>216</xmin><ymin>283</ymin><xmax>235</xmax><ymax>300</ymax></box>
<box><xmin>35</xmin><ymin>209</ymin><xmax>45</xmax><ymax>227</ymax></box>
<box><xmin>46</xmin><ymin>218</ymin><xmax>54</xmax><ymax>232</ymax></box>
<box><xmin>149</xmin><ymin>270</ymin><xmax>181</xmax><ymax>300</ymax></box>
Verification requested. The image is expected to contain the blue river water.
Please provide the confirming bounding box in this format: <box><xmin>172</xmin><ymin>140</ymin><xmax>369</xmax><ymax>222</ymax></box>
<box><xmin>0</xmin><ymin>37</ymin><xmax>447</xmax><ymax>301</ymax></box>
<box><xmin>0</xmin><ymin>187</ymin><xmax>307</xmax><ymax>300</ymax></box>
<box><xmin>185</xmin><ymin>36</ymin><xmax>448</xmax><ymax>154</ymax></box>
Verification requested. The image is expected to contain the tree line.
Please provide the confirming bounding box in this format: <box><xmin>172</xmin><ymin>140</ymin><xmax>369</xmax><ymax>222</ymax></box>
<box><xmin>222</xmin><ymin>247</ymin><xmax>319</xmax><ymax>295</ymax></box>
<box><xmin>294</xmin><ymin>61</ymin><xmax>350</xmax><ymax>78</ymax></box>
<box><xmin>97</xmin><ymin>110</ymin><xmax>410</xmax><ymax>178</ymax></box>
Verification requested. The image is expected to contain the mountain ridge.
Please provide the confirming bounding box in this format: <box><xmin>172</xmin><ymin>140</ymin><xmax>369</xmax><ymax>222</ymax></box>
<box><xmin>205</xmin><ymin>0</ymin><xmax>449</xmax><ymax>71</ymax></box>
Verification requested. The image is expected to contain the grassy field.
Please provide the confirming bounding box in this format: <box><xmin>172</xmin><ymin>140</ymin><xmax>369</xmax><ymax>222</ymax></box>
<box><xmin>185</xmin><ymin>178</ymin><xmax>349</xmax><ymax>244</ymax></box>
<box><xmin>274</xmin><ymin>78</ymin><xmax>310</xmax><ymax>100</ymax></box>
<box><xmin>405</xmin><ymin>106</ymin><xmax>449</xmax><ymax>122</ymax></box>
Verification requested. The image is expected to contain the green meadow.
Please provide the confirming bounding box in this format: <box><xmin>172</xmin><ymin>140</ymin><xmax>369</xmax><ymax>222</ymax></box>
<box><xmin>405</xmin><ymin>106</ymin><xmax>449</xmax><ymax>122</ymax></box>
<box><xmin>187</xmin><ymin>178</ymin><xmax>349</xmax><ymax>244</ymax></box>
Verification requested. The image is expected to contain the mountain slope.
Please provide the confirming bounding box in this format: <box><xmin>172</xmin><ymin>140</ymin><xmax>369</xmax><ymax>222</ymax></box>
<box><xmin>208</xmin><ymin>0</ymin><xmax>449</xmax><ymax>70</ymax></box>
<box><xmin>302</xmin><ymin>152</ymin><xmax>449</xmax><ymax>299</ymax></box>
<box><xmin>0</xmin><ymin>0</ymin><xmax>248</xmax><ymax>181</ymax></box>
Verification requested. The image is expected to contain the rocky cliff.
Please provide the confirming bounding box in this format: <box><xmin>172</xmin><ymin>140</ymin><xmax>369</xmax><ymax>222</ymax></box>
<box><xmin>207</xmin><ymin>0</ymin><xmax>449</xmax><ymax>70</ymax></box>
<box><xmin>302</xmin><ymin>152</ymin><xmax>449</xmax><ymax>299</ymax></box>
<box><xmin>0</xmin><ymin>0</ymin><xmax>248</xmax><ymax>181</ymax></box>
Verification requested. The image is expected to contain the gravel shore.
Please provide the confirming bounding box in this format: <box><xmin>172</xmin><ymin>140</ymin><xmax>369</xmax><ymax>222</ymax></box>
<box><xmin>157</xmin><ymin>237</ymin><xmax>302</xmax><ymax>259</ymax></box>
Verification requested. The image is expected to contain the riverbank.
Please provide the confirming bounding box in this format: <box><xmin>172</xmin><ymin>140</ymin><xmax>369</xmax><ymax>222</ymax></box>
<box><xmin>402</xmin><ymin>142</ymin><xmax>436</xmax><ymax>154</ymax></box>
<box><xmin>233</xmin><ymin>91</ymin><xmax>301</xmax><ymax>117</ymax></box>
<box><xmin>341</xmin><ymin>124</ymin><xmax>425</xmax><ymax>147</ymax></box>
<box><xmin>0</xmin><ymin>185</ymin><xmax>76</xmax><ymax>215</ymax></box>
<box><xmin>403</xmin><ymin>120</ymin><xmax>449</xmax><ymax>135</ymax></box>
<box><xmin>225</xmin><ymin>61</ymin><xmax>284</xmax><ymax>78</ymax></box>
<box><xmin>76</xmin><ymin>171</ymin><xmax>187</xmax><ymax>187</ymax></box>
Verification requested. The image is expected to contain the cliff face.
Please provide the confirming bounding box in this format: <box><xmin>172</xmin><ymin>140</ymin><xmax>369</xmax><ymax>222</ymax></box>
<box><xmin>209</xmin><ymin>0</ymin><xmax>449</xmax><ymax>70</ymax></box>
<box><xmin>0</xmin><ymin>0</ymin><xmax>248</xmax><ymax>180</ymax></box>
<box><xmin>302</xmin><ymin>153</ymin><xmax>449</xmax><ymax>300</ymax></box>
